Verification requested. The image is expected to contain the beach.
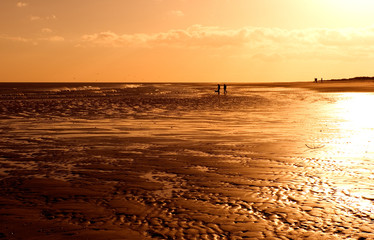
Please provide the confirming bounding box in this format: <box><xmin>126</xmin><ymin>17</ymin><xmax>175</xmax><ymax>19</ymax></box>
<box><xmin>1</xmin><ymin>81</ymin><xmax>374</xmax><ymax>239</ymax></box>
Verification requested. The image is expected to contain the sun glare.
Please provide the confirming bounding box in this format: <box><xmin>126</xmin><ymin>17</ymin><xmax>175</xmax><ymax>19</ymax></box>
<box><xmin>313</xmin><ymin>93</ymin><xmax>374</xmax><ymax>162</ymax></box>
<box><xmin>325</xmin><ymin>0</ymin><xmax>374</xmax><ymax>13</ymax></box>
<box><xmin>320</xmin><ymin>93</ymin><xmax>374</xmax><ymax>162</ymax></box>
<box><xmin>336</xmin><ymin>93</ymin><xmax>374</xmax><ymax>129</ymax></box>
<box><xmin>318</xmin><ymin>93</ymin><xmax>374</xmax><ymax>214</ymax></box>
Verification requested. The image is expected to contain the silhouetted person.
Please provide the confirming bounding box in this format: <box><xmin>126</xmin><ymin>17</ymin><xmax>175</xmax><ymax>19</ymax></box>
<box><xmin>314</xmin><ymin>78</ymin><xmax>318</xmax><ymax>83</ymax></box>
<box><xmin>215</xmin><ymin>84</ymin><xmax>221</xmax><ymax>94</ymax></box>
<box><xmin>224</xmin><ymin>84</ymin><xmax>227</xmax><ymax>94</ymax></box>
<box><xmin>321</xmin><ymin>78</ymin><xmax>323</xmax><ymax>83</ymax></box>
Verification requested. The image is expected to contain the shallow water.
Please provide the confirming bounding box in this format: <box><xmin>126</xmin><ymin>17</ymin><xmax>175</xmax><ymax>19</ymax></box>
<box><xmin>1</xmin><ymin>83</ymin><xmax>374</xmax><ymax>239</ymax></box>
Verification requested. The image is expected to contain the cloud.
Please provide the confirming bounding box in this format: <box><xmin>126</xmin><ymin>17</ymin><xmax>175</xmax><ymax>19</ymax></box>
<box><xmin>30</xmin><ymin>16</ymin><xmax>41</xmax><ymax>21</ymax></box>
<box><xmin>0</xmin><ymin>35</ymin><xmax>30</xmax><ymax>43</ymax></box>
<box><xmin>16</xmin><ymin>2</ymin><xmax>28</xmax><ymax>7</ymax></box>
<box><xmin>3</xmin><ymin>24</ymin><xmax>368</xmax><ymax>61</ymax></box>
<box><xmin>42</xmin><ymin>36</ymin><xmax>64</xmax><ymax>42</ymax></box>
<box><xmin>41</xmin><ymin>28</ymin><xmax>53</xmax><ymax>33</ymax></box>
<box><xmin>78</xmin><ymin>25</ymin><xmax>374</xmax><ymax>51</ymax></box>
<box><xmin>0</xmin><ymin>34</ymin><xmax>64</xmax><ymax>44</ymax></box>
<box><xmin>168</xmin><ymin>10</ymin><xmax>185</xmax><ymax>17</ymax></box>
<box><xmin>48</xmin><ymin>35</ymin><xmax>65</xmax><ymax>42</ymax></box>
<box><xmin>76</xmin><ymin>25</ymin><xmax>256</xmax><ymax>48</ymax></box>
<box><xmin>46</xmin><ymin>15</ymin><xmax>57</xmax><ymax>20</ymax></box>
<box><xmin>80</xmin><ymin>31</ymin><xmax>148</xmax><ymax>48</ymax></box>
<box><xmin>30</xmin><ymin>15</ymin><xmax>57</xmax><ymax>21</ymax></box>
<box><xmin>0</xmin><ymin>35</ymin><xmax>39</xmax><ymax>46</ymax></box>
<box><xmin>79</xmin><ymin>25</ymin><xmax>251</xmax><ymax>48</ymax></box>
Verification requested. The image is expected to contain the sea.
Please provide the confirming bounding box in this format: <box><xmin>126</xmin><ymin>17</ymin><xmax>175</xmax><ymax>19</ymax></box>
<box><xmin>1</xmin><ymin>82</ymin><xmax>374</xmax><ymax>239</ymax></box>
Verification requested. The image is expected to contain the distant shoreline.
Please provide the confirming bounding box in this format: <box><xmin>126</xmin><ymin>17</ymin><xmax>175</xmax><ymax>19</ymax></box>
<box><xmin>1</xmin><ymin>77</ymin><xmax>374</xmax><ymax>93</ymax></box>
<box><xmin>326</xmin><ymin>76</ymin><xmax>374</xmax><ymax>82</ymax></box>
<box><xmin>296</xmin><ymin>77</ymin><xmax>374</xmax><ymax>92</ymax></box>
<box><xmin>243</xmin><ymin>77</ymin><xmax>374</xmax><ymax>93</ymax></box>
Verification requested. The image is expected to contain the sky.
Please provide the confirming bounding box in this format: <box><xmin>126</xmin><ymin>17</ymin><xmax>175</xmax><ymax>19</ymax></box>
<box><xmin>2</xmin><ymin>0</ymin><xmax>374</xmax><ymax>82</ymax></box>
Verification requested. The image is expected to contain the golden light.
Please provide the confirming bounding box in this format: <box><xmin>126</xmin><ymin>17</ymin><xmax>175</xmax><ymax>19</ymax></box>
<box><xmin>328</xmin><ymin>93</ymin><xmax>374</xmax><ymax>160</ymax></box>
<box><xmin>324</xmin><ymin>0</ymin><xmax>374</xmax><ymax>13</ymax></box>
<box><xmin>336</xmin><ymin>93</ymin><xmax>374</xmax><ymax>129</ymax></box>
<box><xmin>317</xmin><ymin>93</ymin><xmax>374</xmax><ymax>214</ymax></box>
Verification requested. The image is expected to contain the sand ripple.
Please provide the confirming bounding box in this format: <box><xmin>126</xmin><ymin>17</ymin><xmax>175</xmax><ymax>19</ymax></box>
<box><xmin>1</xmin><ymin>85</ymin><xmax>374</xmax><ymax>239</ymax></box>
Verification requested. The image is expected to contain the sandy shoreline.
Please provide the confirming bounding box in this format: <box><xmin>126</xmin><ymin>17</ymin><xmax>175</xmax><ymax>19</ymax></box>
<box><xmin>1</xmin><ymin>82</ymin><xmax>374</xmax><ymax>239</ymax></box>
<box><xmin>245</xmin><ymin>79</ymin><xmax>374</xmax><ymax>92</ymax></box>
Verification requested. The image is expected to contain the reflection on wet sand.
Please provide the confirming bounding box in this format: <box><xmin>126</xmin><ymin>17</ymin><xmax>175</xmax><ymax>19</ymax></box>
<box><xmin>1</xmin><ymin>83</ymin><xmax>374</xmax><ymax>239</ymax></box>
<box><xmin>306</xmin><ymin>93</ymin><xmax>374</xmax><ymax>225</ymax></box>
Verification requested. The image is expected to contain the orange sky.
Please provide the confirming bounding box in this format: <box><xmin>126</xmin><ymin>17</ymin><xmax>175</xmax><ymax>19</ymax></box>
<box><xmin>2</xmin><ymin>0</ymin><xmax>374</xmax><ymax>82</ymax></box>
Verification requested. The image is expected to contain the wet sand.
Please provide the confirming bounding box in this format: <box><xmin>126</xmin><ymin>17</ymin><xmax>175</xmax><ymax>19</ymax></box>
<box><xmin>1</xmin><ymin>81</ymin><xmax>374</xmax><ymax>239</ymax></box>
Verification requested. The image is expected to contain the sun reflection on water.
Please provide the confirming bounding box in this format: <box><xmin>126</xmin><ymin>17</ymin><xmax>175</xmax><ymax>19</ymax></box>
<box><xmin>328</xmin><ymin>93</ymin><xmax>374</xmax><ymax>159</ymax></box>
<box><xmin>320</xmin><ymin>93</ymin><xmax>374</xmax><ymax>214</ymax></box>
<box><xmin>336</xmin><ymin>93</ymin><xmax>374</xmax><ymax>129</ymax></box>
<box><xmin>333</xmin><ymin>187</ymin><xmax>374</xmax><ymax>215</ymax></box>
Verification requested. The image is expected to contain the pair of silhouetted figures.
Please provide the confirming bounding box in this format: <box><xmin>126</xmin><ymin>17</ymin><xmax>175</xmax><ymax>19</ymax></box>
<box><xmin>215</xmin><ymin>84</ymin><xmax>227</xmax><ymax>95</ymax></box>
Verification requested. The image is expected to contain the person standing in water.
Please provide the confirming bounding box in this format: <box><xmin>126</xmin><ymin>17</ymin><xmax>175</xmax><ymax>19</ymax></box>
<box><xmin>223</xmin><ymin>84</ymin><xmax>227</xmax><ymax>94</ymax></box>
<box><xmin>215</xmin><ymin>84</ymin><xmax>221</xmax><ymax>94</ymax></box>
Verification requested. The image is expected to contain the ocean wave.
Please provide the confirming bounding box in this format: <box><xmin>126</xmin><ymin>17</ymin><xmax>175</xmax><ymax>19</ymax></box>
<box><xmin>122</xmin><ymin>84</ymin><xmax>142</xmax><ymax>89</ymax></box>
<box><xmin>49</xmin><ymin>86</ymin><xmax>102</xmax><ymax>92</ymax></box>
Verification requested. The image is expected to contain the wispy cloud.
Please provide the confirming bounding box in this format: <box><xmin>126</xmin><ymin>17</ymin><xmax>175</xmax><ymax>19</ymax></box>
<box><xmin>16</xmin><ymin>2</ymin><xmax>28</xmax><ymax>8</ymax></box>
<box><xmin>0</xmin><ymin>35</ymin><xmax>31</xmax><ymax>43</ymax></box>
<box><xmin>79</xmin><ymin>25</ymin><xmax>249</xmax><ymax>48</ymax></box>
<box><xmin>78</xmin><ymin>25</ymin><xmax>374</xmax><ymax>61</ymax></box>
<box><xmin>168</xmin><ymin>10</ymin><xmax>185</xmax><ymax>17</ymax></box>
<box><xmin>41</xmin><ymin>28</ymin><xmax>53</xmax><ymax>33</ymax></box>
<box><xmin>3</xmin><ymin>25</ymin><xmax>374</xmax><ymax>62</ymax></box>
<box><xmin>30</xmin><ymin>15</ymin><xmax>57</xmax><ymax>21</ymax></box>
<box><xmin>79</xmin><ymin>31</ymin><xmax>147</xmax><ymax>48</ymax></box>
<box><xmin>30</xmin><ymin>15</ymin><xmax>41</xmax><ymax>21</ymax></box>
<box><xmin>40</xmin><ymin>36</ymin><xmax>64</xmax><ymax>42</ymax></box>
<box><xmin>0</xmin><ymin>34</ymin><xmax>64</xmax><ymax>44</ymax></box>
